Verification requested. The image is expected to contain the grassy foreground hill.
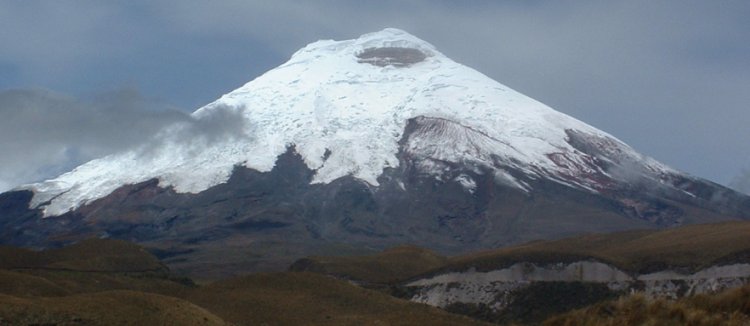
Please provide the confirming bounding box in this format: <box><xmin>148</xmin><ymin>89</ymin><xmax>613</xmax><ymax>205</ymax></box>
<box><xmin>0</xmin><ymin>238</ymin><xmax>487</xmax><ymax>325</ymax></box>
<box><xmin>185</xmin><ymin>272</ymin><xmax>486</xmax><ymax>325</ymax></box>
<box><xmin>0</xmin><ymin>291</ymin><xmax>227</xmax><ymax>326</ymax></box>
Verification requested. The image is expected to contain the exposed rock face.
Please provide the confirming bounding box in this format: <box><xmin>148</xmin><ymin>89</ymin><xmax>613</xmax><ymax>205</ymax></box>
<box><xmin>408</xmin><ymin>261</ymin><xmax>629</xmax><ymax>311</ymax></box>
<box><xmin>638</xmin><ymin>264</ymin><xmax>750</xmax><ymax>298</ymax></box>
<box><xmin>356</xmin><ymin>47</ymin><xmax>428</xmax><ymax>67</ymax></box>
<box><xmin>406</xmin><ymin>261</ymin><xmax>750</xmax><ymax>314</ymax></box>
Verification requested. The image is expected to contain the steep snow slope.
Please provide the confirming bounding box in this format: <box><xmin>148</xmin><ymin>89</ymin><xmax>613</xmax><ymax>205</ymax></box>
<box><xmin>24</xmin><ymin>28</ymin><xmax>676</xmax><ymax>217</ymax></box>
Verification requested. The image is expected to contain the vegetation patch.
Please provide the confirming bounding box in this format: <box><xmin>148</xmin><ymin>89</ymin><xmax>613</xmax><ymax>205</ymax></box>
<box><xmin>544</xmin><ymin>285</ymin><xmax>750</xmax><ymax>326</ymax></box>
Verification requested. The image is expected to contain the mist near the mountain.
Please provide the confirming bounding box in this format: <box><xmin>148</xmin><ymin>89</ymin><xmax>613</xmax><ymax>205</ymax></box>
<box><xmin>133</xmin><ymin>104</ymin><xmax>254</xmax><ymax>161</ymax></box>
<box><xmin>0</xmin><ymin>89</ymin><xmax>191</xmax><ymax>192</ymax></box>
<box><xmin>731</xmin><ymin>169</ymin><xmax>750</xmax><ymax>195</ymax></box>
<box><xmin>0</xmin><ymin>88</ymin><xmax>256</xmax><ymax>193</ymax></box>
<box><xmin>181</xmin><ymin>105</ymin><xmax>252</xmax><ymax>143</ymax></box>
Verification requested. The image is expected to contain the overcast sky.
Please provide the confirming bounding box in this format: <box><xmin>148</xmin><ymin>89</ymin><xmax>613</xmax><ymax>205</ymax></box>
<box><xmin>1</xmin><ymin>1</ymin><xmax>749</xmax><ymax>193</ymax></box>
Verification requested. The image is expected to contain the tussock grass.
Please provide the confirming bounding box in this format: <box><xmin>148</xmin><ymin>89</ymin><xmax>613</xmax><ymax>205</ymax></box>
<box><xmin>544</xmin><ymin>285</ymin><xmax>750</xmax><ymax>326</ymax></box>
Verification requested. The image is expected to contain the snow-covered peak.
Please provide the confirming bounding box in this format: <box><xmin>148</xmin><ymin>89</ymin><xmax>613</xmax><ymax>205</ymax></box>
<box><xmin>291</xmin><ymin>28</ymin><xmax>440</xmax><ymax>60</ymax></box>
<box><xmin>23</xmin><ymin>28</ymin><xmax>677</xmax><ymax>217</ymax></box>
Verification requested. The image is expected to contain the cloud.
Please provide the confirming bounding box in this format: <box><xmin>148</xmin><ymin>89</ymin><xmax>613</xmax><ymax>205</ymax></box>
<box><xmin>0</xmin><ymin>89</ymin><xmax>190</xmax><ymax>192</ymax></box>
<box><xmin>0</xmin><ymin>2</ymin><xmax>140</xmax><ymax>82</ymax></box>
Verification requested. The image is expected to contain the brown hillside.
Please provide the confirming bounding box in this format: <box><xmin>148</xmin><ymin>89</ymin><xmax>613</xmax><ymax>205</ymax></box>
<box><xmin>185</xmin><ymin>272</ymin><xmax>488</xmax><ymax>326</ymax></box>
<box><xmin>290</xmin><ymin>245</ymin><xmax>447</xmax><ymax>284</ymax></box>
<box><xmin>42</xmin><ymin>238</ymin><xmax>166</xmax><ymax>272</ymax></box>
<box><xmin>0</xmin><ymin>238</ymin><xmax>164</xmax><ymax>272</ymax></box>
<box><xmin>0</xmin><ymin>290</ymin><xmax>227</xmax><ymax>326</ymax></box>
<box><xmin>449</xmin><ymin>220</ymin><xmax>750</xmax><ymax>274</ymax></box>
<box><xmin>296</xmin><ymin>221</ymin><xmax>750</xmax><ymax>284</ymax></box>
<box><xmin>0</xmin><ymin>239</ymin><xmax>487</xmax><ymax>325</ymax></box>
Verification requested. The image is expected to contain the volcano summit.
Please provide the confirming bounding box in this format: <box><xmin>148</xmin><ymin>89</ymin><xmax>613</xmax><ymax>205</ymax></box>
<box><xmin>2</xmin><ymin>29</ymin><xmax>748</xmax><ymax>276</ymax></box>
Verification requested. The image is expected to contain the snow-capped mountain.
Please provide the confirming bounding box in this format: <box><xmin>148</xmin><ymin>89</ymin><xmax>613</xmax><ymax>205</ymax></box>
<box><xmin>25</xmin><ymin>28</ymin><xmax>675</xmax><ymax>216</ymax></box>
<box><xmin>1</xmin><ymin>29</ymin><xmax>748</xmax><ymax>276</ymax></box>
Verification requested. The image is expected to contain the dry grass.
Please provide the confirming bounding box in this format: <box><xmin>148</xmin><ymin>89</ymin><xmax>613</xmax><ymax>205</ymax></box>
<box><xmin>0</xmin><ymin>290</ymin><xmax>227</xmax><ymax>325</ymax></box>
<box><xmin>0</xmin><ymin>238</ymin><xmax>165</xmax><ymax>272</ymax></box>
<box><xmin>0</xmin><ymin>270</ymin><xmax>488</xmax><ymax>325</ymax></box>
<box><xmin>0</xmin><ymin>270</ymin><xmax>69</xmax><ymax>297</ymax></box>
<box><xmin>444</xmin><ymin>220</ymin><xmax>750</xmax><ymax>275</ymax></box>
<box><xmin>290</xmin><ymin>245</ymin><xmax>448</xmax><ymax>284</ymax></box>
<box><xmin>185</xmin><ymin>272</ymin><xmax>488</xmax><ymax>326</ymax></box>
<box><xmin>544</xmin><ymin>284</ymin><xmax>750</xmax><ymax>326</ymax></box>
<box><xmin>294</xmin><ymin>221</ymin><xmax>750</xmax><ymax>284</ymax></box>
<box><xmin>0</xmin><ymin>240</ymin><xmax>487</xmax><ymax>325</ymax></box>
